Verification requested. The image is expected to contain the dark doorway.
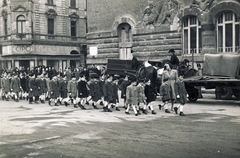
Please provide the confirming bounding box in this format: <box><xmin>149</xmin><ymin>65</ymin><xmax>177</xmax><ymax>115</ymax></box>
<box><xmin>19</xmin><ymin>60</ymin><xmax>30</xmax><ymax>68</ymax></box>
<box><xmin>70</xmin><ymin>60</ymin><xmax>76</xmax><ymax>68</ymax></box>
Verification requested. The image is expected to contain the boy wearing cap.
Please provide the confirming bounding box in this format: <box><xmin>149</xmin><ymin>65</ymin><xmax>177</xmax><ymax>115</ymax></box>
<box><xmin>49</xmin><ymin>76</ymin><xmax>60</xmax><ymax>106</ymax></box>
<box><xmin>144</xmin><ymin>79</ymin><xmax>157</xmax><ymax>115</ymax></box>
<box><xmin>174</xmin><ymin>75</ymin><xmax>188</xmax><ymax>116</ymax></box>
<box><xmin>89</xmin><ymin>75</ymin><xmax>101</xmax><ymax>109</ymax></box>
<box><xmin>10</xmin><ymin>73</ymin><xmax>21</xmax><ymax>102</ymax></box>
<box><xmin>169</xmin><ymin>49</ymin><xmax>179</xmax><ymax>70</ymax></box>
<box><xmin>59</xmin><ymin>75</ymin><xmax>70</xmax><ymax>106</ymax></box>
<box><xmin>103</xmin><ymin>75</ymin><xmax>114</xmax><ymax>112</ymax></box>
<box><xmin>77</xmin><ymin>74</ymin><xmax>89</xmax><ymax>110</ymax></box>
<box><xmin>67</xmin><ymin>76</ymin><xmax>78</xmax><ymax>108</ymax></box>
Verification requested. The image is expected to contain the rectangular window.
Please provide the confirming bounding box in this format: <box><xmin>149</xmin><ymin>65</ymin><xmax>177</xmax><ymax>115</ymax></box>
<box><xmin>235</xmin><ymin>24</ymin><xmax>239</xmax><ymax>51</ymax></box>
<box><xmin>218</xmin><ymin>26</ymin><xmax>223</xmax><ymax>52</ymax></box>
<box><xmin>225</xmin><ymin>23</ymin><xmax>233</xmax><ymax>52</ymax></box>
<box><xmin>4</xmin><ymin>19</ymin><xmax>7</xmax><ymax>36</ymax></box>
<box><xmin>190</xmin><ymin>27</ymin><xmax>197</xmax><ymax>53</ymax></box>
<box><xmin>48</xmin><ymin>19</ymin><xmax>54</xmax><ymax>35</ymax></box>
<box><xmin>71</xmin><ymin>21</ymin><xmax>76</xmax><ymax>36</ymax></box>
<box><xmin>199</xmin><ymin>28</ymin><xmax>202</xmax><ymax>53</ymax></box>
<box><xmin>70</xmin><ymin>0</ymin><xmax>76</xmax><ymax>8</ymax></box>
<box><xmin>184</xmin><ymin>29</ymin><xmax>188</xmax><ymax>54</ymax></box>
<box><xmin>17</xmin><ymin>21</ymin><xmax>25</xmax><ymax>34</ymax></box>
<box><xmin>48</xmin><ymin>0</ymin><xmax>53</xmax><ymax>5</ymax></box>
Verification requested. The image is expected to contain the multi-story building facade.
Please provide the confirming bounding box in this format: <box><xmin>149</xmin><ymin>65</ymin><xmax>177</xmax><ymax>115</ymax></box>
<box><xmin>0</xmin><ymin>0</ymin><xmax>87</xmax><ymax>70</ymax></box>
<box><xmin>86</xmin><ymin>0</ymin><xmax>240</xmax><ymax>69</ymax></box>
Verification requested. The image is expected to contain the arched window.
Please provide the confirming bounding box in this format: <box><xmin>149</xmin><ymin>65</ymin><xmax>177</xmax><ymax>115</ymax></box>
<box><xmin>17</xmin><ymin>15</ymin><xmax>26</xmax><ymax>34</ymax></box>
<box><xmin>217</xmin><ymin>11</ymin><xmax>239</xmax><ymax>52</ymax></box>
<box><xmin>183</xmin><ymin>16</ymin><xmax>202</xmax><ymax>54</ymax></box>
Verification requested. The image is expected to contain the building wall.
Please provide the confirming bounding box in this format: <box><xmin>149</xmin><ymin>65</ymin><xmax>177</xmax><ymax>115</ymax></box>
<box><xmin>86</xmin><ymin>0</ymin><xmax>240</xmax><ymax>66</ymax></box>
<box><xmin>0</xmin><ymin>0</ymin><xmax>87</xmax><ymax>70</ymax></box>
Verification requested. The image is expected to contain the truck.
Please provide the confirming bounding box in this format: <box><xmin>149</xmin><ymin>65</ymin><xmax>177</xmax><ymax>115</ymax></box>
<box><xmin>183</xmin><ymin>53</ymin><xmax>240</xmax><ymax>102</ymax></box>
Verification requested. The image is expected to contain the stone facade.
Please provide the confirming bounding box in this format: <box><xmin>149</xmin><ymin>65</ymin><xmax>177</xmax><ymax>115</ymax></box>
<box><xmin>86</xmin><ymin>0</ymin><xmax>240</xmax><ymax>68</ymax></box>
<box><xmin>0</xmin><ymin>0</ymin><xmax>87</xmax><ymax>70</ymax></box>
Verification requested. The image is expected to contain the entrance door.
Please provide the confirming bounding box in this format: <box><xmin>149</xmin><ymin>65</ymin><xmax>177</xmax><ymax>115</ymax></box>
<box><xmin>19</xmin><ymin>60</ymin><xmax>30</xmax><ymax>68</ymax></box>
<box><xmin>70</xmin><ymin>60</ymin><xmax>76</xmax><ymax>68</ymax></box>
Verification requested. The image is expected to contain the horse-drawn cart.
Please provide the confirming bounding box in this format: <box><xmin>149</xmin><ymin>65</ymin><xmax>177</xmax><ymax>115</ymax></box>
<box><xmin>184</xmin><ymin>54</ymin><xmax>240</xmax><ymax>102</ymax></box>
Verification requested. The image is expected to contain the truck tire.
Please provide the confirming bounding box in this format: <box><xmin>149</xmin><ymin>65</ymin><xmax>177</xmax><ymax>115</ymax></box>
<box><xmin>233</xmin><ymin>90</ymin><xmax>240</xmax><ymax>100</ymax></box>
<box><xmin>215</xmin><ymin>86</ymin><xmax>233</xmax><ymax>100</ymax></box>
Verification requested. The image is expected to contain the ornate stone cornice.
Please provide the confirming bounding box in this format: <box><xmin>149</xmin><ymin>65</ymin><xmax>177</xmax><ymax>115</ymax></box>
<box><xmin>45</xmin><ymin>9</ymin><xmax>57</xmax><ymax>18</ymax></box>
<box><xmin>12</xmin><ymin>5</ymin><xmax>28</xmax><ymax>12</ymax></box>
<box><xmin>69</xmin><ymin>12</ymin><xmax>79</xmax><ymax>21</ymax></box>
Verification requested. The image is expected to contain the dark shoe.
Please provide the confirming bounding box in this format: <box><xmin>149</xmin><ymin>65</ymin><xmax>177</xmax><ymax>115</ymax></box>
<box><xmin>174</xmin><ymin>107</ymin><xmax>178</xmax><ymax>114</ymax></box>
<box><xmin>48</xmin><ymin>100</ymin><xmax>51</xmax><ymax>106</ymax></box>
<box><xmin>107</xmin><ymin>108</ymin><xmax>112</xmax><ymax>112</ymax></box>
<box><xmin>135</xmin><ymin>113</ymin><xmax>138</xmax><ymax>116</ymax></box>
<box><xmin>152</xmin><ymin>111</ymin><xmax>157</xmax><ymax>115</ymax></box>
<box><xmin>81</xmin><ymin>106</ymin><xmax>86</xmax><ymax>110</ymax></box>
<box><xmin>74</xmin><ymin>104</ymin><xmax>78</xmax><ymax>108</ymax></box>
<box><xmin>125</xmin><ymin>111</ymin><xmax>130</xmax><ymax>115</ymax></box>
<box><xmin>158</xmin><ymin>104</ymin><xmax>162</xmax><ymax>110</ymax></box>
<box><xmin>116</xmin><ymin>107</ymin><xmax>120</xmax><ymax>111</ymax></box>
<box><xmin>93</xmin><ymin>105</ymin><xmax>98</xmax><ymax>109</ymax></box>
<box><xmin>103</xmin><ymin>107</ymin><xmax>108</xmax><ymax>112</ymax></box>
<box><xmin>64</xmin><ymin>101</ymin><xmax>69</xmax><ymax>107</ymax></box>
<box><xmin>143</xmin><ymin>110</ymin><xmax>148</xmax><ymax>114</ymax></box>
<box><xmin>165</xmin><ymin>109</ymin><xmax>170</xmax><ymax>113</ymax></box>
<box><xmin>179</xmin><ymin>112</ymin><xmax>186</xmax><ymax>116</ymax></box>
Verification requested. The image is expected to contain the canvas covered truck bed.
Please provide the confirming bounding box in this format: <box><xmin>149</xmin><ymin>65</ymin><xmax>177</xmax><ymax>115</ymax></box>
<box><xmin>184</xmin><ymin>54</ymin><xmax>240</xmax><ymax>101</ymax></box>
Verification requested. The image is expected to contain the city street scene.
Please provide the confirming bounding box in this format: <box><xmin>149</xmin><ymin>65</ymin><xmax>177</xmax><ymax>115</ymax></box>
<box><xmin>0</xmin><ymin>0</ymin><xmax>240</xmax><ymax>158</ymax></box>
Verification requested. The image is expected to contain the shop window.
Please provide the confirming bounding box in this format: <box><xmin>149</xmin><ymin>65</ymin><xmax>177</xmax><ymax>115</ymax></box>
<box><xmin>183</xmin><ymin>16</ymin><xmax>202</xmax><ymax>54</ymax></box>
<box><xmin>217</xmin><ymin>11</ymin><xmax>239</xmax><ymax>52</ymax></box>
<box><xmin>17</xmin><ymin>15</ymin><xmax>26</xmax><ymax>35</ymax></box>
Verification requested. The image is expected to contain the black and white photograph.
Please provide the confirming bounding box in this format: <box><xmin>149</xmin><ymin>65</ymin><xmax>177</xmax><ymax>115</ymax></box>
<box><xmin>0</xmin><ymin>0</ymin><xmax>240</xmax><ymax>157</ymax></box>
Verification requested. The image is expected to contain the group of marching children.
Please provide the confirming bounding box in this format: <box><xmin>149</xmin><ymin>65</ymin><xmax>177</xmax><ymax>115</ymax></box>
<box><xmin>0</xmin><ymin>68</ymin><xmax>188</xmax><ymax>116</ymax></box>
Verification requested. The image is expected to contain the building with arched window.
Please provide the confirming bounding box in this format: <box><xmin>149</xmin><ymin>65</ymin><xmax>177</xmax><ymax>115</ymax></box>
<box><xmin>86</xmin><ymin>0</ymin><xmax>240</xmax><ymax>69</ymax></box>
<box><xmin>0</xmin><ymin>0</ymin><xmax>87</xmax><ymax>71</ymax></box>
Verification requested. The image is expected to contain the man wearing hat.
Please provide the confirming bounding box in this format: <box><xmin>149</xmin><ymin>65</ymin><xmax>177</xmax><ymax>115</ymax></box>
<box><xmin>169</xmin><ymin>49</ymin><xmax>179</xmax><ymax>69</ymax></box>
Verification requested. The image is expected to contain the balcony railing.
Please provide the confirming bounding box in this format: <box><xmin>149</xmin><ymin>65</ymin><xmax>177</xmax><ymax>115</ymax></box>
<box><xmin>217</xmin><ymin>46</ymin><xmax>240</xmax><ymax>52</ymax></box>
<box><xmin>184</xmin><ymin>48</ymin><xmax>202</xmax><ymax>54</ymax></box>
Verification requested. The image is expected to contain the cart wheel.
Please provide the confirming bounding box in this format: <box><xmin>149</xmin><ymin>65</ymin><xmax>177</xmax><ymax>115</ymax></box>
<box><xmin>188</xmin><ymin>94</ymin><xmax>198</xmax><ymax>102</ymax></box>
<box><xmin>215</xmin><ymin>86</ymin><xmax>233</xmax><ymax>100</ymax></box>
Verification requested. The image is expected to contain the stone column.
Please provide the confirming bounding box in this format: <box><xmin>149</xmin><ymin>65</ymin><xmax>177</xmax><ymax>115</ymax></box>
<box><xmin>201</xmin><ymin>13</ymin><xmax>216</xmax><ymax>54</ymax></box>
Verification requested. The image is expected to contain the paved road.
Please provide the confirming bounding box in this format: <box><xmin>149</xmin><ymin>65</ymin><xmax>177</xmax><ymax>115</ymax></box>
<box><xmin>0</xmin><ymin>93</ymin><xmax>240</xmax><ymax>158</ymax></box>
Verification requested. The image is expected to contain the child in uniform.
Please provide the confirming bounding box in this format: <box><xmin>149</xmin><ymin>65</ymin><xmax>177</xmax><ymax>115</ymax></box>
<box><xmin>160</xmin><ymin>78</ymin><xmax>171</xmax><ymax>113</ymax></box>
<box><xmin>174</xmin><ymin>75</ymin><xmax>188</xmax><ymax>116</ymax></box>
<box><xmin>125</xmin><ymin>76</ymin><xmax>138</xmax><ymax>116</ymax></box>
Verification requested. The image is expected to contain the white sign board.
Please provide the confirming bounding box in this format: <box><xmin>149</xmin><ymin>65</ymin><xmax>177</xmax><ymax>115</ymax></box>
<box><xmin>89</xmin><ymin>46</ymin><xmax>98</xmax><ymax>56</ymax></box>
